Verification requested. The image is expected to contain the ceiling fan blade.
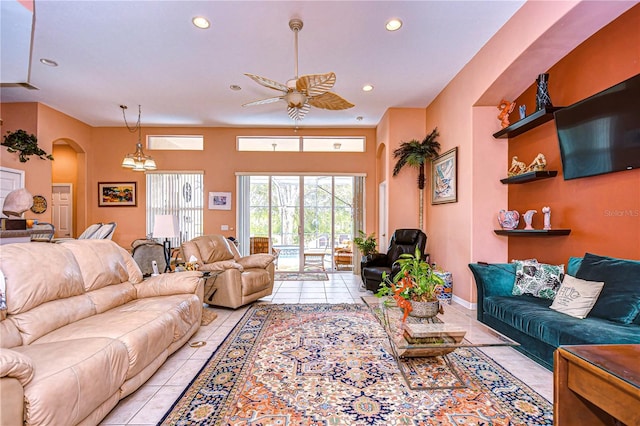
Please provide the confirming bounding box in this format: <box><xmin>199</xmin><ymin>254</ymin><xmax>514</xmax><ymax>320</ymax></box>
<box><xmin>308</xmin><ymin>92</ymin><xmax>354</xmax><ymax>110</ymax></box>
<box><xmin>296</xmin><ymin>72</ymin><xmax>336</xmax><ymax>97</ymax></box>
<box><xmin>242</xmin><ymin>96</ymin><xmax>283</xmax><ymax>107</ymax></box>
<box><xmin>287</xmin><ymin>104</ymin><xmax>310</xmax><ymax>121</ymax></box>
<box><xmin>244</xmin><ymin>73</ymin><xmax>288</xmax><ymax>92</ymax></box>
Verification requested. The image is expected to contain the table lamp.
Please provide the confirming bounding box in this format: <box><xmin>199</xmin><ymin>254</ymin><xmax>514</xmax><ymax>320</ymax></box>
<box><xmin>152</xmin><ymin>215</ymin><xmax>179</xmax><ymax>272</ymax></box>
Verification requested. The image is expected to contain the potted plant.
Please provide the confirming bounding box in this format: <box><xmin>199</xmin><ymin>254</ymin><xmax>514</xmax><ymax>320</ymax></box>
<box><xmin>353</xmin><ymin>230</ymin><xmax>377</xmax><ymax>257</ymax></box>
<box><xmin>375</xmin><ymin>247</ymin><xmax>444</xmax><ymax>321</ymax></box>
<box><xmin>2</xmin><ymin>129</ymin><xmax>54</xmax><ymax>163</ymax></box>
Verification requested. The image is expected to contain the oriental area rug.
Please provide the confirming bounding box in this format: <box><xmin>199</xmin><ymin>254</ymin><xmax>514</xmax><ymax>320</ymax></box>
<box><xmin>161</xmin><ymin>304</ymin><xmax>552</xmax><ymax>425</ymax></box>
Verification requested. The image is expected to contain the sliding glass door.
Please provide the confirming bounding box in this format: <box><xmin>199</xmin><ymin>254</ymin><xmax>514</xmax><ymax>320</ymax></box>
<box><xmin>239</xmin><ymin>174</ymin><xmax>362</xmax><ymax>273</ymax></box>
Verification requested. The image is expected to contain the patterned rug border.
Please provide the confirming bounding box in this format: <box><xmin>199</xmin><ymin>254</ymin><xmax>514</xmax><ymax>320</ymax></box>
<box><xmin>274</xmin><ymin>272</ymin><xmax>329</xmax><ymax>281</ymax></box>
<box><xmin>161</xmin><ymin>303</ymin><xmax>552</xmax><ymax>425</ymax></box>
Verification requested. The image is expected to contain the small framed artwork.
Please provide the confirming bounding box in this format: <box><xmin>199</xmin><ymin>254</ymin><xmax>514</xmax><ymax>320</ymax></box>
<box><xmin>208</xmin><ymin>192</ymin><xmax>232</xmax><ymax>210</ymax></box>
<box><xmin>98</xmin><ymin>182</ymin><xmax>137</xmax><ymax>207</ymax></box>
<box><xmin>431</xmin><ymin>147</ymin><xmax>458</xmax><ymax>205</ymax></box>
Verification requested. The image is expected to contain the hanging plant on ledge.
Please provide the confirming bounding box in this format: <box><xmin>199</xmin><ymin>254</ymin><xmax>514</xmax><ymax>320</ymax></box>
<box><xmin>2</xmin><ymin>129</ymin><xmax>54</xmax><ymax>162</ymax></box>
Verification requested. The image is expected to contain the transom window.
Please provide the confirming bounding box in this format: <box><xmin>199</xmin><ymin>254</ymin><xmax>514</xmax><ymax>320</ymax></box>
<box><xmin>147</xmin><ymin>135</ymin><xmax>203</xmax><ymax>150</ymax></box>
<box><xmin>237</xmin><ymin>136</ymin><xmax>365</xmax><ymax>152</ymax></box>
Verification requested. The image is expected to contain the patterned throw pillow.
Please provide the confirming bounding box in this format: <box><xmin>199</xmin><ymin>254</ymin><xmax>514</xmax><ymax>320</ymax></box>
<box><xmin>512</xmin><ymin>259</ymin><xmax>564</xmax><ymax>299</ymax></box>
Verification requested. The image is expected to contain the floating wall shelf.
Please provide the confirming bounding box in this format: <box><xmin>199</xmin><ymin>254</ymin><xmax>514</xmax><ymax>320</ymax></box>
<box><xmin>500</xmin><ymin>170</ymin><xmax>558</xmax><ymax>184</ymax></box>
<box><xmin>493</xmin><ymin>106</ymin><xmax>564</xmax><ymax>139</ymax></box>
<box><xmin>494</xmin><ymin>229</ymin><xmax>571</xmax><ymax>237</ymax></box>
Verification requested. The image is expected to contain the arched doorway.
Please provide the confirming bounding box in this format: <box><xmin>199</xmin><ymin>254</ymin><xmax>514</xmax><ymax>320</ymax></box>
<box><xmin>52</xmin><ymin>139</ymin><xmax>86</xmax><ymax>238</ymax></box>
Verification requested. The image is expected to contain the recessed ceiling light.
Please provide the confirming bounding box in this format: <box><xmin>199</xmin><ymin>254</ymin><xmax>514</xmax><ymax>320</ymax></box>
<box><xmin>40</xmin><ymin>58</ymin><xmax>58</xmax><ymax>67</ymax></box>
<box><xmin>386</xmin><ymin>18</ymin><xmax>402</xmax><ymax>31</ymax></box>
<box><xmin>362</xmin><ymin>84</ymin><xmax>374</xmax><ymax>92</ymax></box>
<box><xmin>192</xmin><ymin>16</ymin><xmax>210</xmax><ymax>29</ymax></box>
<box><xmin>356</xmin><ymin>116</ymin><xmax>364</xmax><ymax>121</ymax></box>
<box><xmin>230</xmin><ymin>84</ymin><xmax>242</xmax><ymax>91</ymax></box>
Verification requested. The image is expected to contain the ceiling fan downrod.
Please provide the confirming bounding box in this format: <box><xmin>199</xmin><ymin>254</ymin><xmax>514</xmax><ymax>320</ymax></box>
<box><xmin>289</xmin><ymin>18</ymin><xmax>303</xmax><ymax>80</ymax></box>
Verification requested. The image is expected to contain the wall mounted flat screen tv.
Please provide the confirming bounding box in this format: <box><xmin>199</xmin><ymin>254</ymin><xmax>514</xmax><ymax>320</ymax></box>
<box><xmin>555</xmin><ymin>73</ymin><xmax>640</xmax><ymax>180</ymax></box>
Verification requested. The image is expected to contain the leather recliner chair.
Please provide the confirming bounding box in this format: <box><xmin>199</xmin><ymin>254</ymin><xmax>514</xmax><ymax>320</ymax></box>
<box><xmin>181</xmin><ymin>234</ymin><xmax>275</xmax><ymax>308</ymax></box>
<box><xmin>361</xmin><ymin>229</ymin><xmax>427</xmax><ymax>293</ymax></box>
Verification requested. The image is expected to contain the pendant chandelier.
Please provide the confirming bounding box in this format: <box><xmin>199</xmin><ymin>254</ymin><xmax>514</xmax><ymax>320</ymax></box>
<box><xmin>120</xmin><ymin>105</ymin><xmax>156</xmax><ymax>171</ymax></box>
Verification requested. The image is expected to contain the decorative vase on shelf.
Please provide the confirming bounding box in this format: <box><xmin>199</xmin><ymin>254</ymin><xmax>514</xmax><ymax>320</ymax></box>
<box><xmin>409</xmin><ymin>300</ymin><xmax>440</xmax><ymax>318</ymax></box>
<box><xmin>524</xmin><ymin>210</ymin><xmax>537</xmax><ymax>230</ymax></box>
<box><xmin>535</xmin><ymin>73</ymin><xmax>553</xmax><ymax>111</ymax></box>
<box><xmin>498</xmin><ymin>209</ymin><xmax>520</xmax><ymax>230</ymax></box>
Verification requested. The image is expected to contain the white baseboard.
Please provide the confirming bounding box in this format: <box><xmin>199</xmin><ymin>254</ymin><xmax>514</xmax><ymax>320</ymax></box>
<box><xmin>452</xmin><ymin>295</ymin><xmax>477</xmax><ymax>310</ymax></box>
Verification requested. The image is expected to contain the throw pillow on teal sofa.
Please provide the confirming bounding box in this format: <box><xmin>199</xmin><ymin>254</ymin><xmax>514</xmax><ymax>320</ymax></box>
<box><xmin>469</xmin><ymin>254</ymin><xmax>640</xmax><ymax>370</ymax></box>
<box><xmin>575</xmin><ymin>253</ymin><xmax>640</xmax><ymax>324</ymax></box>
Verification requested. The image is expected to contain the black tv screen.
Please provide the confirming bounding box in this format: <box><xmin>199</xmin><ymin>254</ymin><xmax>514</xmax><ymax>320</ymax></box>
<box><xmin>555</xmin><ymin>73</ymin><xmax>640</xmax><ymax>180</ymax></box>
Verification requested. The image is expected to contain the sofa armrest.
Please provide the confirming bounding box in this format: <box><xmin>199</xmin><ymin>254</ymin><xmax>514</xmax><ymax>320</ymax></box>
<box><xmin>135</xmin><ymin>271</ymin><xmax>203</xmax><ymax>299</ymax></box>
<box><xmin>237</xmin><ymin>254</ymin><xmax>275</xmax><ymax>270</ymax></box>
<box><xmin>199</xmin><ymin>260</ymin><xmax>244</xmax><ymax>273</ymax></box>
<box><xmin>468</xmin><ymin>263</ymin><xmax>516</xmax><ymax>321</ymax></box>
<box><xmin>0</xmin><ymin>348</ymin><xmax>34</xmax><ymax>386</ymax></box>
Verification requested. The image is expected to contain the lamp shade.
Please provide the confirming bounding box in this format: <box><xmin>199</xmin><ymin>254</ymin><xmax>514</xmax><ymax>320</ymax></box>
<box><xmin>153</xmin><ymin>215</ymin><xmax>179</xmax><ymax>239</ymax></box>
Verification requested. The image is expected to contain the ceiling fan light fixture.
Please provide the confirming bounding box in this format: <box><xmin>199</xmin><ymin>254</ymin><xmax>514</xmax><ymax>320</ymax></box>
<box><xmin>386</xmin><ymin>18</ymin><xmax>403</xmax><ymax>31</ymax></box>
<box><xmin>192</xmin><ymin>16</ymin><xmax>210</xmax><ymax>29</ymax></box>
<box><xmin>285</xmin><ymin>91</ymin><xmax>307</xmax><ymax>108</ymax></box>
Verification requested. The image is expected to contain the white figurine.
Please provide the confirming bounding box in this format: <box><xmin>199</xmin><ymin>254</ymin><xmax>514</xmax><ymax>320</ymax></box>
<box><xmin>542</xmin><ymin>206</ymin><xmax>551</xmax><ymax>230</ymax></box>
<box><xmin>524</xmin><ymin>210</ymin><xmax>537</xmax><ymax>230</ymax></box>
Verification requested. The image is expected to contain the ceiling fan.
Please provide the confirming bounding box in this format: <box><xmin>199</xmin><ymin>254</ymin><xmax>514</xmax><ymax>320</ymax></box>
<box><xmin>243</xmin><ymin>18</ymin><xmax>354</xmax><ymax>121</ymax></box>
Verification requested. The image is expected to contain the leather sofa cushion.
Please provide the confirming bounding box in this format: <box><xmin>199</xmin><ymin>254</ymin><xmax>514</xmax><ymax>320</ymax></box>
<box><xmin>188</xmin><ymin>235</ymin><xmax>235</xmax><ymax>264</ymax></box>
<box><xmin>1</xmin><ymin>243</ymin><xmax>84</xmax><ymax>314</ymax></box>
<box><xmin>10</xmin><ymin>293</ymin><xmax>95</xmax><ymax>345</ymax></box>
<box><xmin>484</xmin><ymin>295</ymin><xmax>640</xmax><ymax>346</ymax></box>
<box><xmin>86</xmin><ymin>282</ymin><xmax>137</xmax><ymax>314</ymax></box>
<box><xmin>33</xmin><ymin>294</ymin><xmax>200</xmax><ymax>379</ymax></box>
<box><xmin>14</xmin><ymin>338</ymin><xmax>129</xmax><ymax>426</ymax></box>
<box><xmin>61</xmin><ymin>240</ymin><xmax>131</xmax><ymax>291</ymax></box>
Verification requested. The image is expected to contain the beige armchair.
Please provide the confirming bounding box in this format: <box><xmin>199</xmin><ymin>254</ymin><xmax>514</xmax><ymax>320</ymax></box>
<box><xmin>181</xmin><ymin>235</ymin><xmax>275</xmax><ymax>309</ymax></box>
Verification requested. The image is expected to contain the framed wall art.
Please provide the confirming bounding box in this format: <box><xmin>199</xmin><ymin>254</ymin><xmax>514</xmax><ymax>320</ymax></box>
<box><xmin>431</xmin><ymin>147</ymin><xmax>458</xmax><ymax>205</ymax></box>
<box><xmin>98</xmin><ymin>182</ymin><xmax>137</xmax><ymax>207</ymax></box>
<box><xmin>208</xmin><ymin>191</ymin><xmax>232</xmax><ymax>210</ymax></box>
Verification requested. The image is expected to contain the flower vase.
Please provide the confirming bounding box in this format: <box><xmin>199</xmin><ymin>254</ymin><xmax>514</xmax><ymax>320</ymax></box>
<box><xmin>535</xmin><ymin>73</ymin><xmax>553</xmax><ymax>111</ymax></box>
<box><xmin>409</xmin><ymin>300</ymin><xmax>440</xmax><ymax>318</ymax></box>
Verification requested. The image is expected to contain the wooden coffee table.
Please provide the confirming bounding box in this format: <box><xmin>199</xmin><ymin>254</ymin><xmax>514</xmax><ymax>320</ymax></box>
<box><xmin>554</xmin><ymin>344</ymin><xmax>640</xmax><ymax>426</ymax></box>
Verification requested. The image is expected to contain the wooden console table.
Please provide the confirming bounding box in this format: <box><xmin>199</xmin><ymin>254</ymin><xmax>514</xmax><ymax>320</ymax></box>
<box><xmin>554</xmin><ymin>344</ymin><xmax>640</xmax><ymax>426</ymax></box>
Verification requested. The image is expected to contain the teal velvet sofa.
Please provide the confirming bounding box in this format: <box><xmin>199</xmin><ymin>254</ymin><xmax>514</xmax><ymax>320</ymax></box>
<box><xmin>469</xmin><ymin>253</ymin><xmax>640</xmax><ymax>370</ymax></box>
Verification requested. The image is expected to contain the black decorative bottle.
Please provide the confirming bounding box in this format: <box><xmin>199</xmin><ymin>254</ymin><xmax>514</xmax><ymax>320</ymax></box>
<box><xmin>535</xmin><ymin>73</ymin><xmax>553</xmax><ymax>111</ymax></box>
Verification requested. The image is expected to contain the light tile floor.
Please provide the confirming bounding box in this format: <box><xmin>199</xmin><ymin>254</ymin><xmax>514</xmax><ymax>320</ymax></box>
<box><xmin>100</xmin><ymin>273</ymin><xmax>553</xmax><ymax>425</ymax></box>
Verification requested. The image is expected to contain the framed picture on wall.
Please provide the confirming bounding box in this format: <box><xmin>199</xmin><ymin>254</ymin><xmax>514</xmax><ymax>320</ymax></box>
<box><xmin>431</xmin><ymin>147</ymin><xmax>458</xmax><ymax>205</ymax></box>
<box><xmin>208</xmin><ymin>192</ymin><xmax>232</xmax><ymax>210</ymax></box>
<box><xmin>98</xmin><ymin>182</ymin><xmax>137</xmax><ymax>207</ymax></box>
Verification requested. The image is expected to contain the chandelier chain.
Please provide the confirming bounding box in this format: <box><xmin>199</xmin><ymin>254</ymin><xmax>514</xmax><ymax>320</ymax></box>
<box><xmin>120</xmin><ymin>105</ymin><xmax>141</xmax><ymax>135</ymax></box>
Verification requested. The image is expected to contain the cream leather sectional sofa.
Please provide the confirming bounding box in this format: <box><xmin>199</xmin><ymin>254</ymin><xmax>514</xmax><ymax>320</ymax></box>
<box><xmin>0</xmin><ymin>240</ymin><xmax>204</xmax><ymax>426</ymax></box>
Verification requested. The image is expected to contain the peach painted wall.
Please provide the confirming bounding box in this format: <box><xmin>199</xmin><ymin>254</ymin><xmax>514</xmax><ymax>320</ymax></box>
<box><xmin>1</xmin><ymin>103</ymin><xmax>43</xmax><ymax>218</ymax></box>
<box><xmin>89</xmin><ymin>126</ymin><xmax>377</xmax><ymax>248</ymax></box>
<box><xmin>508</xmin><ymin>5</ymin><xmax>640</xmax><ymax>264</ymax></box>
<box><xmin>376</xmin><ymin>108</ymin><xmax>427</xmax><ymax>243</ymax></box>
<box><xmin>419</xmin><ymin>0</ymin><xmax>636</xmax><ymax>305</ymax></box>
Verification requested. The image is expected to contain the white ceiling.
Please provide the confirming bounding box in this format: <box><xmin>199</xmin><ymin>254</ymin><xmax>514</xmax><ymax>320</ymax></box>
<box><xmin>1</xmin><ymin>1</ymin><xmax>526</xmax><ymax>128</ymax></box>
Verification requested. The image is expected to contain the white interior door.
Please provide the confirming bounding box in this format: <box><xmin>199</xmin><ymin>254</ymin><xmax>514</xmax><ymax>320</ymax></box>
<box><xmin>378</xmin><ymin>181</ymin><xmax>388</xmax><ymax>252</ymax></box>
<box><xmin>0</xmin><ymin>167</ymin><xmax>25</xmax><ymax>218</ymax></box>
<box><xmin>52</xmin><ymin>184</ymin><xmax>73</xmax><ymax>238</ymax></box>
